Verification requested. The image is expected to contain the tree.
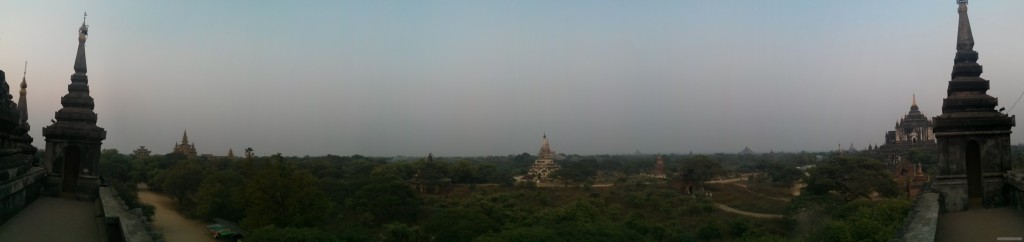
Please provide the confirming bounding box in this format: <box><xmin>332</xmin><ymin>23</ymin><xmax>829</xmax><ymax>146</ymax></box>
<box><xmin>765</xmin><ymin>163</ymin><xmax>804</xmax><ymax>187</ymax></box>
<box><xmin>159</xmin><ymin>160</ymin><xmax>206</xmax><ymax>210</ymax></box>
<box><xmin>243</xmin><ymin>154</ymin><xmax>334</xmax><ymax>228</ymax></box>
<box><xmin>382</xmin><ymin>223</ymin><xmax>426</xmax><ymax>242</ymax></box>
<box><xmin>677</xmin><ymin>155</ymin><xmax>726</xmax><ymax>189</ymax></box>
<box><xmin>99</xmin><ymin>149</ymin><xmax>132</xmax><ymax>182</ymax></box>
<box><xmin>424</xmin><ymin>208</ymin><xmax>499</xmax><ymax>242</ymax></box>
<box><xmin>193</xmin><ymin>170</ymin><xmax>247</xmax><ymax>221</ymax></box>
<box><xmin>552</xmin><ymin>160</ymin><xmax>597</xmax><ymax>186</ymax></box>
<box><xmin>808</xmin><ymin>199</ymin><xmax>911</xmax><ymax>242</ymax></box>
<box><xmin>802</xmin><ymin>156</ymin><xmax>899</xmax><ymax>203</ymax></box>
<box><xmin>129</xmin><ymin>156</ymin><xmax>161</xmax><ymax>184</ymax></box>
<box><xmin>475</xmin><ymin>227</ymin><xmax>565</xmax><ymax>242</ymax></box>
<box><xmin>348</xmin><ymin>178</ymin><xmax>421</xmax><ymax>224</ymax></box>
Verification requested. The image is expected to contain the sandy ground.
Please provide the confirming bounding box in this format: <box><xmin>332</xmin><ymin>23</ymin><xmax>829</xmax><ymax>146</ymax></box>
<box><xmin>0</xmin><ymin>197</ymin><xmax>99</xmax><ymax>242</ymax></box>
<box><xmin>137</xmin><ymin>189</ymin><xmax>218</xmax><ymax>242</ymax></box>
<box><xmin>936</xmin><ymin>207</ymin><xmax>1024</xmax><ymax>242</ymax></box>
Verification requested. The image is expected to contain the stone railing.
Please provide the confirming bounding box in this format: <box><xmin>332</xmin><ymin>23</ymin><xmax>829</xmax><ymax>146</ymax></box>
<box><xmin>0</xmin><ymin>166</ymin><xmax>45</xmax><ymax>224</ymax></box>
<box><xmin>893</xmin><ymin>192</ymin><xmax>940</xmax><ymax>242</ymax></box>
<box><xmin>98</xmin><ymin>187</ymin><xmax>160</xmax><ymax>242</ymax></box>
<box><xmin>1007</xmin><ymin>170</ymin><xmax>1024</xmax><ymax>211</ymax></box>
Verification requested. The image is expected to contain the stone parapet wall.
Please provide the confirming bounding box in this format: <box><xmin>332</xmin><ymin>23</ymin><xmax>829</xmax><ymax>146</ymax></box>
<box><xmin>98</xmin><ymin>187</ymin><xmax>159</xmax><ymax>242</ymax></box>
<box><xmin>895</xmin><ymin>192</ymin><xmax>940</xmax><ymax>242</ymax></box>
<box><xmin>1007</xmin><ymin>170</ymin><xmax>1024</xmax><ymax>211</ymax></box>
<box><xmin>0</xmin><ymin>167</ymin><xmax>45</xmax><ymax>224</ymax></box>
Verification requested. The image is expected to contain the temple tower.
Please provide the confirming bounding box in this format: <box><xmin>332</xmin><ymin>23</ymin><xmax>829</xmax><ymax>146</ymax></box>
<box><xmin>133</xmin><ymin>146</ymin><xmax>152</xmax><ymax>158</ymax></box>
<box><xmin>172</xmin><ymin>130</ymin><xmax>198</xmax><ymax>158</ymax></box>
<box><xmin>931</xmin><ymin>0</ymin><xmax>1015</xmax><ymax>211</ymax></box>
<box><xmin>42</xmin><ymin>14</ymin><xmax>107</xmax><ymax>199</ymax></box>
<box><xmin>526</xmin><ymin>134</ymin><xmax>560</xmax><ymax>182</ymax></box>
<box><xmin>652</xmin><ymin>155</ymin><xmax>666</xmax><ymax>178</ymax></box>
<box><xmin>13</xmin><ymin>62</ymin><xmax>35</xmax><ymax>152</ymax></box>
<box><xmin>410</xmin><ymin>153</ymin><xmax>452</xmax><ymax>194</ymax></box>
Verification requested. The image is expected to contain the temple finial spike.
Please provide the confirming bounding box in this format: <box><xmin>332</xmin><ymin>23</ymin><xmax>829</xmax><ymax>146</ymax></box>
<box><xmin>913</xmin><ymin>94</ymin><xmax>917</xmax><ymax>106</ymax></box>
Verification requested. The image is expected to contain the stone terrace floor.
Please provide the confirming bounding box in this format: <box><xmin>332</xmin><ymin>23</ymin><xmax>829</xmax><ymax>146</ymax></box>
<box><xmin>937</xmin><ymin>207</ymin><xmax>1024</xmax><ymax>242</ymax></box>
<box><xmin>0</xmin><ymin>197</ymin><xmax>100</xmax><ymax>242</ymax></box>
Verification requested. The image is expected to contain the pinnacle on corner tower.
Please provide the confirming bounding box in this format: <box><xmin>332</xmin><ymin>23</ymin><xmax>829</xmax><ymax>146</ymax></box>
<box><xmin>931</xmin><ymin>0</ymin><xmax>1015</xmax><ymax>212</ymax></box>
<box><xmin>42</xmin><ymin>13</ymin><xmax>107</xmax><ymax>199</ymax></box>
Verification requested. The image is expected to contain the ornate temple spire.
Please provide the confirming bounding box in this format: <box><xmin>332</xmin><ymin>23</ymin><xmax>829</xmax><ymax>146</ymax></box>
<box><xmin>18</xmin><ymin>61</ymin><xmax>27</xmax><ymax>124</ymax></box>
<box><xmin>181</xmin><ymin>130</ymin><xmax>190</xmax><ymax>145</ymax></box>
<box><xmin>539</xmin><ymin>133</ymin><xmax>553</xmax><ymax>159</ymax></box>
<box><xmin>949</xmin><ymin>0</ymin><xmax>983</xmax><ymax>81</ymax></box>
<box><xmin>956</xmin><ymin>0</ymin><xmax>973</xmax><ymax>52</ymax></box>
<box><xmin>912</xmin><ymin>94</ymin><xmax>917</xmax><ymax>107</ymax></box>
<box><xmin>75</xmin><ymin>12</ymin><xmax>88</xmax><ymax>74</ymax></box>
<box><xmin>48</xmin><ymin>11</ymin><xmax>100</xmax><ymax>126</ymax></box>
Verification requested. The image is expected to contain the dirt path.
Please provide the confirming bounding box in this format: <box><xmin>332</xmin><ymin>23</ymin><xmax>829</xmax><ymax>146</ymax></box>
<box><xmin>713</xmin><ymin>202</ymin><xmax>784</xmax><ymax>219</ymax></box>
<box><xmin>137</xmin><ymin>187</ymin><xmax>217</xmax><ymax>242</ymax></box>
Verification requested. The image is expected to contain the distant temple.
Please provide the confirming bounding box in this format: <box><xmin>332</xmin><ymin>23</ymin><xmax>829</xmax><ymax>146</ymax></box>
<box><xmin>651</xmin><ymin>155</ymin><xmax>667</xmax><ymax>178</ymax></box>
<box><xmin>872</xmin><ymin>96</ymin><xmax>938</xmax><ymax>164</ymax></box>
<box><xmin>738</xmin><ymin>146</ymin><xmax>754</xmax><ymax>155</ymax></box>
<box><xmin>891</xmin><ymin>156</ymin><xmax>929</xmax><ymax>199</ymax></box>
<box><xmin>524</xmin><ymin>134</ymin><xmax>560</xmax><ymax>182</ymax></box>
<box><xmin>409</xmin><ymin>153</ymin><xmax>451</xmax><ymax>194</ymax></box>
<box><xmin>172</xmin><ymin>130</ymin><xmax>198</xmax><ymax>158</ymax></box>
<box><xmin>42</xmin><ymin>16</ymin><xmax>107</xmax><ymax>199</ymax></box>
<box><xmin>132</xmin><ymin>146</ymin><xmax>151</xmax><ymax>158</ymax></box>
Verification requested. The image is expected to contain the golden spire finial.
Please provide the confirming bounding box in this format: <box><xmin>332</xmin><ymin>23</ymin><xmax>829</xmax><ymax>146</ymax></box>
<box><xmin>912</xmin><ymin>94</ymin><xmax>917</xmax><ymax>106</ymax></box>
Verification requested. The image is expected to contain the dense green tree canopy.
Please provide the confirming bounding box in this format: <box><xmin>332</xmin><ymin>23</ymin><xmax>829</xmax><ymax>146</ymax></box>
<box><xmin>677</xmin><ymin>155</ymin><xmax>726</xmax><ymax>187</ymax></box>
<box><xmin>802</xmin><ymin>156</ymin><xmax>899</xmax><ymax>202</ymax></box>
<box><xmin>243</xmin><ymin>154</ymin><xmax>334</xmax><ymax>228</ymax></box>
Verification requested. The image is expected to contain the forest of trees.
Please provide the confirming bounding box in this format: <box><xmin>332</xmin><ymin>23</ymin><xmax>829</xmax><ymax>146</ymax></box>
<box><xmin>96</xmin><ymin>148</ymin><xmax>923</xmax><ymax>242</ymax></box>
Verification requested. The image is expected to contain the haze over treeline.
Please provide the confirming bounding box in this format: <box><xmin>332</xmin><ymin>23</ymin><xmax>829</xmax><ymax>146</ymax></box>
<box><xmin>2</xmin><ymin>1</ymin><xmax>1024</xmax><ymax>156</ymax></box>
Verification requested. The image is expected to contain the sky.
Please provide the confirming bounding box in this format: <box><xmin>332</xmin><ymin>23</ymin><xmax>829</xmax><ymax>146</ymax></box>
<box><xmin>1</xmin><ymin>1</ymin><xmax>1024</xmax><ymax>157</ymax></box>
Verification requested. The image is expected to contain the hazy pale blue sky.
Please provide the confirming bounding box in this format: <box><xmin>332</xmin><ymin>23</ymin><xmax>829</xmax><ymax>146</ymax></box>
<box><xmin>1</xmin><ymin>1</ymin><xmax>1024</xmax><ymax>156</ymax></box>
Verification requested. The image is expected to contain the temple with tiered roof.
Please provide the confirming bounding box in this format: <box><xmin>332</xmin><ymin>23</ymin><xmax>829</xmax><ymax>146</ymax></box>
<box><xmin>872</xmin><ymin>96</ymin><xmax>939</xmax><ymax>164</ymax></box>
<box><xmin>172</xmin><ymin>130</ymin><xmax>197</xmax><ymax>158</ymax></box>
<box><xmin>524</xmin><ymin>134</ymin><xmax>560</xmax><ymax>182</ymax></box>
